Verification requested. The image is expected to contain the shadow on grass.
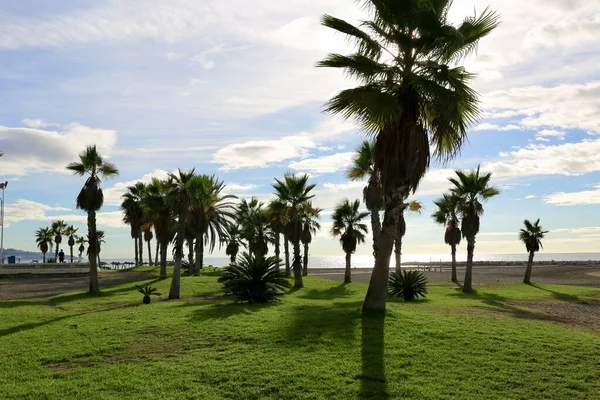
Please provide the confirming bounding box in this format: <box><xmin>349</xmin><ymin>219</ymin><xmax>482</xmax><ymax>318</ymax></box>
<box><xmin>359</xmin><ymin>312</ymin><xmax>388</xmax><ymax>399</ymax></box>
<box><xmin>529</xmin><ymin>284</ymin><xmax>582</xmax><ymax>303</ymax></box>
<box><xmin>298</xmin><ymin>282</ymin><xmax>355</xmax><ymax>300</ymax></box>
<box><xmin>187</xmin><ymin>301</ymin><xmax>272</xmax><ymax>321</ymax></box>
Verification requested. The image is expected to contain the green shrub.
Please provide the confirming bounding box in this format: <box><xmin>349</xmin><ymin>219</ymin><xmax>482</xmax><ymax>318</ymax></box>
<box><xmin>388</xmin><ymin>270</ymin><xmax>428</xmax><ymax>301</ymax></box>
<box><xmin>217</xmin><ymin>253</ymin><xmax>291</xmax><ymax>303</ymax></box>
<box><xmin>136</xmin><ymin>285</ymin><xmax>161</xmax><ymax>304</ymax></box>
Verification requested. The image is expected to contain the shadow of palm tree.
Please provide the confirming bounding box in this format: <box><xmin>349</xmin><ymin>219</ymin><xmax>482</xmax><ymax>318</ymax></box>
<box><xmin>298</xmin><ymin>282</ymin><xmax>355</xmax><ymax>300</ymax></box>
<box><xmin>359</xmin><ymin>312</ymin><xmax>388</xmax><ymax>399</ymax></box>
<box><xmin>529</xmin><ymin>284</ymin><xmax>582</xmax><ymax>303</ymax></box>
<box><xmin>187</xmin><ymin>301</ymin><xmax>274</xmax><ymax>321</ymax></box>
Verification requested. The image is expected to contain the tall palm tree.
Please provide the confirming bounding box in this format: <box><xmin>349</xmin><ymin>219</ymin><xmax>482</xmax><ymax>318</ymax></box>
<box><xmin>394</xmin><ymin>200</ymin><xmax>422</xmax><ymax>270</ymax></box>
<box><xmin>51</xmin><ymin>220</ymin><xmax>67</xmax><ymax>263</ymax></box>
<box><xmin>272</xmin><ymin>173</ymin><xmax>316</xmax><ymax>288</ymax></box>
<box><xmin>66</xmin><ymin>145</ymin><xmax>119</xmax><ymax>293</ymax></box>
<box><xmin>121</xmin><ymin>182</ymin><xmax>146</xmax><ymax>266</ymax></box>
<box><xmin>238</xmin><ymin>198</ymin><xmax>271</xmax><ymax>258</ymax></box>
<box><xmin>520</xmin><ymin>219</ymin><xmax>548</xmax><ymax>284</ymax></box>
<box><xmin>188</xmin><ymin>175</ymin><xmax>237</xmax><ymax>275</ymax></box>
<box><xmin>432</xmin><ymin>194</ymin><xmax>462</xmax><ymax>282</ymax></box>
<box><xmin>143</xmin><ymin>224</ymin><xmax>154</xmax><ymax>266</ymax></box>
<box><xmin>300</xmin><ymin>203</ymin><xmax>321</xmax><ymax>276</ymax></box>
<box><xmin>64</xmin><ymin>225</ymin><xmax>79</xmax><ymax>263</ymax></box>
<box><xmin>142</xmin><ymin>178</ymin><xmax>175</xmax><ymax>278</ymax></box>
<box><xmin>449</xmin><ymin>167</ymin><xmax>500</xmax><ymax>293</ymax></box>
<box><xmin>348</xmin><ymin>140</ymin><xmax>382</xmax><ymax>258</ymax></box>
<box><xmin>225</xmin><ymin>225</ymin><xmax>245</xmax><ymax>263</ymax></box>
<box><xmin>267</xmin><ymin>199</ymin><xmax>288</xmax><ymax>268</ymax></box>
<box><xmin>319</xmin><ymin>1</ymin><xmax>499</xmax><ymax>311</ymax></box>
<box><xmin>35</xmin><ymin>227</ymin><xmax>53</xmax><ymax>263</ymax></box>
<box><xmin>332</xmin><ymin>199</ymin><xmax>369</xmax><ymax>283</ymax></box>
<box><xmin>76</xmin><ymin>236</ymin><xmax>86</xmax><ymax>262</ymax></box>
<box><xmin>168</xmin><ymin>169</ymin><xmax>196</xmax><ymax>299</ymax></box>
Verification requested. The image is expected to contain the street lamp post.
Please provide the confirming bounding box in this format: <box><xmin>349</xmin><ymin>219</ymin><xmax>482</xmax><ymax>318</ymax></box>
<box><xmin>0</xmin><ymin>181</ymin><xmax>7</xmax><ymax>264</ymax></box>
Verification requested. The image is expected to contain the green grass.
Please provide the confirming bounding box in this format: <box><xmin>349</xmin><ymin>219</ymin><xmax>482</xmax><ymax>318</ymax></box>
<box><xmin>0</xmin><ymin>272</ymin><xmax>599</xmax><ymax>399</ymax></box>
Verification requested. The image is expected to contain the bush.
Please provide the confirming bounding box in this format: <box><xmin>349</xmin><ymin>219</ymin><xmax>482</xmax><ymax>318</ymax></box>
<box><xmin>388</xmin><ymin>270</ymin><xmax>428</xmax><ymax>301</ymax></box>
<box><xmin>218</xmin><ymin>253</ymin><xmax>291</xmax><ymax>303</ymax></box>
<box><xmin>136</xmin><ymin>285</ymin><xmax>161</xmax><ymax>304</ymax></box>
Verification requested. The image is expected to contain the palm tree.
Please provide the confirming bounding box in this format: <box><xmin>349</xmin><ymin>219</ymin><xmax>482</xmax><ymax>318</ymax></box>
<box><xmin>142</xmin><ymin>178</ymin><xmax>175</xmax><ymax>278</ymax></box>
<box><xmin>300</xmin><ymin>203</ymin><xmax>321</xmax><ymax>276</ymax></box>
<box><xmin>121</xmin><ymin>182</ymin><xmax>146</xmax><ymax>266</ymax></box>
<box><xmin>394</xmin><ymin>200</ymin><xmax>422</xmax><ymax>270</ymax></box>
<box><xmin>267</xmin><ymin>199</ymin><xmax>288</xmax><ymax>268</ymax></box>
<box><xmin>331</xmin><ymin>199</ymin><xmax>369</xmax><ymax>283</ymax></box>
<box><xmin>76</xmin><ymin>236</ymin><xmax>86</xmax><ymax>262</ymax></box>
<box><xmin>66</xmin><ymin>145</ymin><xmax>119</xmax><ymax>293</ymax></box>
<box><xmin>272</xmin><ymin>174</ymin><xmax>316</xmax><ymax>288</ymax></box>
<box><xmin>449</xmin><ymin>167</ymin><xmax>500</xmax><ymax>293</ymax></box>
<box><xmin>188</xmin><ymin>175</ymin><xmax>237</xmax><ymax>275</ymax></box>
<box><xmin>64</xmin><ymin>225</ymin><xmax>79</xmax><ymax>263</ymax></box>
<box><xmin>432</xmin><ymin>194</ymin><xmax>462</xmax><ymax>282</ymax></box>
<box><xmin>51</xmin><ymin>220</ymin><xmax>67</xmax><ymax>263</ymax></box>
<box><xmin>238</xmin><ymin>198</ymin><xmax>271</xmax><ymax>258</ymax></box>
<box><xmin>348</xmin><ymin>140</ymin><xmax>382</xmax><ymax>258</ymax></box>
<box><xmin>225</xmin><ymin>225</ymin><xmax>245</xmax><ymax>263</ymax></box>
<box><xmin>35</xmin><ymin>227</ymin><xmax>53</xmax><ymax>263</ymax></box>
<box><xmin>143</xmin><ymin>224</ymin><xmax>154</xmax><ymax>266</ymax></box>
<box><xmin>520</xmin><ymin>219</ymin><xmax>548</xmax><ymax>284</ymax></box>
<box><xmin>96</xmin><ymin>230</ymin><xmax>106</xmax><ymax>268</ymax></box>
<box><xmin>168</xmin><ymin>169</ymin><xmax>196</xmax><ymax>300</ymax></box>
<box><xmin>319</xmin><ymin>1</ymin><xmax>499</xmax><ymax>312</ymax></box>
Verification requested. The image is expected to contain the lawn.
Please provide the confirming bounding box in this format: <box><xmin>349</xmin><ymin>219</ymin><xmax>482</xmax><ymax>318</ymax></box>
<box><xmin>0</xmin><ymin>270</ymin><xmax>599</xmax><ymax>399</ymax></box>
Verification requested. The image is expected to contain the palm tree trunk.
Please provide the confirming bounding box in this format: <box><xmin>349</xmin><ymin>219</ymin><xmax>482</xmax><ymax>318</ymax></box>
<box><xmin>345</xmin><ymin>252</ymin><xmax>352</xmax><ymax>283</ymax></box>
<box><xmin>394</xmin><ymin>235</ymin><xmax>402</xmax><ymax>271</ymax></box>
<box><xmin>169</xmin><ymin>215</ymin><xmax>187</xmax><ymax>299</ymax></box>
<box><xmin>451</xmin><ymin>244</ymin><xmax>458</xmax><ymax>283</ymax></box>
<box><xmin>284</xmin><ymin>236</ymin><xmax>291</xmax><ymax>277</ymax></box>
<box><xmin>187</xmin><ymin>239</ymin><xmax>195</xmax><ymax>275</ymax></box>
<box><xmin>302</xmin><ymin>242</ymin><xmax>309</xmax><ymax>276</ymax></box>
<box><xmin>147</xmin><ymin>240</ymin><xmax>153</xmax><ymax>266</ymax></box>
<box><xmin>138</xmin><ymin>235</ymin><xmax>144</xmax><ymax>265</ymax></box>
<box><xmin>274</xmin><ymin>233</ymin><xmax>281</xmax><ymax>270</ymax></box>
<box><xmin>524</xmin><ymin>251</ymin><xmax>534</xmax><ymax>284</ymax></box>
<box><xmin>155</xmin><ymin>241</ymin><xmax>160</xmax><ymax>269</ymax></box>
<box><xmin>55</xmin><ymin>243</ymin><xmax>59</xmax><ymax>264</ymax></box>
<box><xmin>370</xmin><ymin>208</ymin><xmax>381</xmax><ymax>258</ymax></box>
<box><xmin>159</xmin><ymin>242</ymin><xmax>167</xmax><ymax>279</ymax></box>
<box><xmin>292</xmin><ymin>239</ymin><xmax>303</xmax><ymax>288</ymax></box>
<box><xmin>87</xmin><ymin>210</ymin><xmax>99</xmax><ymax>293</ymax></box>
<box><xmin>134</xmin><ymin>238</ymin><xmax>139</xmax><ymax>266</ymax></box>
<box><xmin>195</xmin><ymin>237</ymin><xmax>203</xmax><ymax>276</ymax></box>
<box><xmin>70</xmin><ymin>246</ymin><xmax>74</xmax><ymax>263</ymax></box>
<box><xmin>463</xmin><ymin>236</ymin><xmax>476</xmax><ymax>293</ymax></box>
<box><xmin>363</xmin><ymin>191</ymin><xmax>405</xmax><ymax>312</ymax></box>
<box><xmin>43</xmin><ymin>252</ymin><xmax>46</xmax><ymax>263</ymax></box>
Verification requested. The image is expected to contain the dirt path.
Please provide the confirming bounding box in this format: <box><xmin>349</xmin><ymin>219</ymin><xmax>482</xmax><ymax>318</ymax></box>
<box><xmin>0</xmin><ymin>271</ymin><xmax>158</xmax><ymax>300</ymax></box>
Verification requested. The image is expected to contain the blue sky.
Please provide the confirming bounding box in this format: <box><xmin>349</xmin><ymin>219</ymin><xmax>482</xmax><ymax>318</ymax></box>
<box><xmin>1</xmin><ymin>0</ymin><xmax>600</xmax><ymax>259</ymax></box>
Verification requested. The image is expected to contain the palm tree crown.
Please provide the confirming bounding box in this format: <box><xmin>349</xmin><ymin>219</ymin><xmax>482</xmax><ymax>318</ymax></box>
<box><xmin>432</xmin><ymin>194</ymin><xmax>461</xmax><ymax>246</ymax></box>
<box><xmin>331</xmin><ymin>199</ymin><xmax>370</xmax><ymax>254</ymax></box>
<box><xmin>35</xmin><ymin>227</ymin><xmax>54</xmax><ymax>260</ymax></box>
<box><xmin>519</xmin><ymin>219</ymin><xmax>548</xmax><ymax>253</ymax></box>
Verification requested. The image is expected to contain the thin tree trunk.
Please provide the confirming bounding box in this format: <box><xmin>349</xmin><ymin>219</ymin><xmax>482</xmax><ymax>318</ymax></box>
<box><xmin>70</xmin><ymin>246</ymin><xmax>74</xmax><ymax>263</ymax></box>
<box><xmin>138</xmin><ymin>235</ymin><xmax>143</xmax><ymax>265</ymax></box>
<box><xmin>155</xmin><ymin>240</ymin><xmax>159</xmax><ymax>269</ymax></box>
<box><xmin>345</xmin><ymin>252</ymin><xmax>352</xmax><ymax>283</ymax></box>
<box><xmin>524</xmin><ymin>251</ymin><xmax>534</xmax><ymax>284</ymax></box>
<box><xmin>451</xmin><ymin>244</ymin><xmax>458</xmax><ymax>283</ymax></box>
<box><xmin>55</xmin><ymin>243</ymin><xmax>59</xmax><ymax>264</ymax></box>
<box><xmin>292</xmin><ymin>238</ymin><xmax>303</xmax><ymax>288</ymax></box>
<box><xmin>284</xmin><ymin>236</ymin><xmax>291</xmax><ymax>278</ymax></box>
<box><xmin>363</xmin><ymin>191</ymin><xmax>405</xmax><ymax>312</ymax></box>
<box><xmin>43</xmin><ymin>253</ymin><xmax>46</xmax><ymax>263</ymax></box>
<box><xmin>147</xmin><ymin>240</ymin><xmax>153</xmax><ymax>266</ymax></box>
<box><xmin>370</xmin><ymin>208</ymin><xmax>381</xmax><ymax>259</ymax></box>
<box><xmin>302</xmin><ymin>242</ymin><xmax>309</xmax><ymax>276</ymax></box>
<box><xmin>169</xmin><ymin>216</ymin><xmax>187</xmax><ymax>299</ymax></box>
<box><xmin>394</xmin><ymin>236</ymin><xmax>402</xmax><ymax>271</ymax></box>
<box><xmin>195</xmin><ymin>237</ymin><xmax>203</xmax><ymax>276</ymax></box>
<box><xmin>274</xmin><ymin>233</ymin><xmax>281</xmax><ymax>270</ymax></box>
<box><xmin>134</xmin><ymin>237</ymin><xmax>139</xmax><ymax>266</ymax></box>
<box><xmin>88</xmin><ymin>211</ymin><xmax>99</xmax><ymax>293</ymax></box>
<box><xmin>463</xmin><ymin>237</ymin><xmax>475</xmax><ymax>293</ymax></box>
<box><xmin>159</xmin><ymin>242</ymin><xmax>168</xmax><ymax>279</ymax></box>
<box><xmin>187</xmin><ymin>239</ymin><xmax>194</xmax><ymax>275</ymax></box>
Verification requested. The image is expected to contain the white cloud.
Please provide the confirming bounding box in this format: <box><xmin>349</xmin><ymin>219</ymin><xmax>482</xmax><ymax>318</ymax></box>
<box><xmin>322</xmin><ymin>181</ymin><xmax>364</xmax><ymax>191</ymax></box>
<box><xmin>289</xmin><ymin>152</ymin><xmax>354</xmax><ymax>174</ymax></box>
<box><xmin>525</xmin><ymin>195</ymin><xmax>537</xmax><ymax>199</ymax></box>
<box><xmin>164</xmin><ymin>52</ymin><xmax>184</xmax><ymax>61</ymax></box>
<box><xmin>536</xmin><ymin>129</ymin><xmax>566</xmax><ymax>140</ymax></box>
<box><xmin>103</xmin><ymin>169</ymin><xmax>171</xmax><ymax>206</ymax></box>
<box><xmin>0</xmin><ymin>122</ymin><xmax>117</xmax><ymax>176</ymax></box>
<box><xmin>225</xmin><ymin>183</ymin><xmax>258</xmax><ymax>192</ymax></box>
<box><xmin>473</xmin><ymin>123</ymin><xmax>521</xmax><ymax>131</ymax></box>
<box><xmin>21</xmin><ymin>118</ymin><xmax>53</xmax><ymax>129</ymax></box>
<box><xmin>544</xmin><ymin>185</ymin><xmax>600</xmax><ymax>206</ymax></box>
<box><xmin>213</xmin><ymin>135</ymin><xmax>315</xmax><ymax>170</ymax></box>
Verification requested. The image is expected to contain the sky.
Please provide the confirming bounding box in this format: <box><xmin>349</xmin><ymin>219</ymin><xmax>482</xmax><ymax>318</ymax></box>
<box><xmin>1</xmin><ymin>0</ymin><xmax>599</xmax><ymax>259</ymax></box>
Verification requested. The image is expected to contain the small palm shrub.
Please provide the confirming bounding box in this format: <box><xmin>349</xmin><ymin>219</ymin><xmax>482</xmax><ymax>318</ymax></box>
<box><xmin>218</xmin><ymin>253</ymin><xmax>291</xmax><ymax>303</ymax></box>
<box><xmin>388</xmin><ymin>270</ymin><xmax>428</xmax><ymax>301</ymax></box>
<box><xmin>136</xmin><ymin>285</ymin><xmax>161</xmax><ymax>304</ymax></box>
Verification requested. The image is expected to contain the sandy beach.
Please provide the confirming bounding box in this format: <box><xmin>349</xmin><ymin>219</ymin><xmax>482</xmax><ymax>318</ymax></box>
<box><xmin>1</xmin><ymin>264</ymin><xmax>600</xmax><ymax>300</ymax></box>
